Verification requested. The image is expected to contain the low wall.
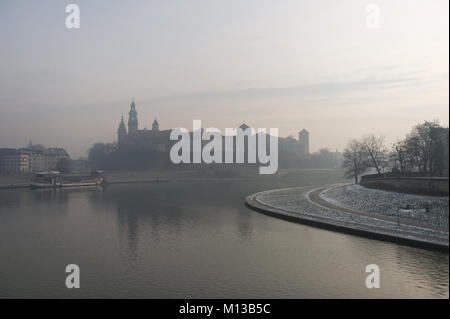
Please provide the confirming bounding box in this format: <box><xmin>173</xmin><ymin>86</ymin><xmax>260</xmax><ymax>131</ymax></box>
<box><xmin>360</xmin><ymin>177</ymin><xmax>449</xmax><ymax>196</ymax></box>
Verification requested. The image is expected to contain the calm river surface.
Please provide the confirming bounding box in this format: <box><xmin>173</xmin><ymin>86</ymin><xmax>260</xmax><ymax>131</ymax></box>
<box><xmin>0</xmin><ymin>170</ymin><xmax>448</xmax><ymax>298</ymax></box>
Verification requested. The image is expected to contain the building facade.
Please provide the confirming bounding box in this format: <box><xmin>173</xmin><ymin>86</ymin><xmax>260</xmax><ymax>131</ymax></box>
<box><xmin>0</xmin><ymin>147</ymin><xmax>70</xmax><ymax>174</ymax></box>
<box><xmin>0</xmin><ymin>149</ymin><xmax>30</xmax><ymax>174</ymax></box>
<box><xmin>116</xmin><ymin>99</ymin><xmax>312</xmax><ymax>164</ymax></box>
<box><xmin>117</xmin><ymin>100</ymin><xmax>172</xmax><ymax>152</ymax></box>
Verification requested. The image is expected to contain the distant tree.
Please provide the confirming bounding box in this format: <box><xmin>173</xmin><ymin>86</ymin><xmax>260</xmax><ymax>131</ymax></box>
<box><xmin>361</xmin><ymin>134</ymin><xmax>387</xmax><ymax>175</ymax></box>
<box><xmin>345</xmin><ymin>120</ymin><xmax>448</xmax><ymax>178</ymax></box>
<box><xmin>88</xmin><ymin>141</ymin><xmax>170</xmax><ymax>171</ymax></box>
<box><xmin>56</xmin><ymin>157</ymin><xmax>70</xmax><ymax>173</ymax></box>
<box><xmin>429</xmin><ymin>127</ymin><xmax>448</xmax><ymax>176</ymax></box>
<box><xmin>390</xmin><ymin>140</ymin><xmax>406</xmax><ymax>174</ymax></box>
<box><xmin>342</xmin><ymin>139</ymin><xmax>370</xmax><ymax>183</ymax></box>
<box><xmin>403</xmin><ymin>120</ymin><xmax>445</xmax><ymax>175</ymax></box>
<box><xmin>88</xmin><ymin>143</ymin><xmax>111</xmax><ymax>169</ymax></box>
<box><xmin>310</xmin><ymin>148</ymin><xmax>341</xmax><ymax>168</ymax></box>
<box><xmin>404</xmin><ymin>133</ymin><xmax>422</xmax><ymax>173</ymax></box>
<box><xmin>390</xmin><ymin>139</ymin><xmax>410</xmax><ymax>174</ymax></box>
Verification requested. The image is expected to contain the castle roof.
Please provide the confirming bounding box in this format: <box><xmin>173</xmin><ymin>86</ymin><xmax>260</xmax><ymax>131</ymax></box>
<box><xmin>239</xmin><ymin>123</ymin><xmax>250</xmax><ymax>130</ymax></box>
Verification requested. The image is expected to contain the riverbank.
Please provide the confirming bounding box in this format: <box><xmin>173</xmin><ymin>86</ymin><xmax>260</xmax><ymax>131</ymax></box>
<box><xmin>0</xmin><ymin>174</ymin><xmax>31</xmax><ymax>189</ymax></box>
<box><xmin>0</xmin><ymin>168</ymin><xmax>347</xmax><ymax>189</ymax></box>
<box><xmin>321</xmin><ymin>184</ymin><xmax>448</xmax><ymax>228</ymax></box>
<box><xmin>245</xmin><ymin>184</ymin><xmax>449</xmax><ymax>251</ymax></box>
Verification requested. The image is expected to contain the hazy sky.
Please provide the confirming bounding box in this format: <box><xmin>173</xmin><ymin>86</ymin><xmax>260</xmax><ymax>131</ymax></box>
<box><xmin>0</xmin><ymin>0</ymin><xmax>448</xmax><ymax>158</ymax></box>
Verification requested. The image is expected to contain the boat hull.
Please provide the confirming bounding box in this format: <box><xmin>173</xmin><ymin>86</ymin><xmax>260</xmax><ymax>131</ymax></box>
<box><xmin>30</xmin><ymin>181</ymin><xmax>103</xmax><ymax>189</ymax></box>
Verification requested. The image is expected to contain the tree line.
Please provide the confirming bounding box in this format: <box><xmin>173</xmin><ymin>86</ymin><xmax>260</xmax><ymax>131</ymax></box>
<box><xmin>88</xmin><ymin>143</ymin><xmax>342</xmax><ymax>172</ymax></box>
<box><xmin>343</xmin><ymin>120</ymin><xmax>449</xmax><ymax>183</ymax></box>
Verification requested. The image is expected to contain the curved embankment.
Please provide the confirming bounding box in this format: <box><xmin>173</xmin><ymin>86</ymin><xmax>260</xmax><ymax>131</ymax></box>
<box><xmin>245</xmin><ymin>185</ymin><xmax>449</xmax><ymax>251</ymax></box>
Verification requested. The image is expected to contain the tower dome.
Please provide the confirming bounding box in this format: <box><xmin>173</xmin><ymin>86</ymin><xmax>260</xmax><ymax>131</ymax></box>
<box><xmin>128</xmin><ymin>99</ymin><xmax>138</xmax><ymax>135</ymax></box>
<box><xmin>118</xmin><ymin>115</ymin><xmax>127</xmax><ymax>144</ymax></box>
<box><xmin>152</xmin><ymin>118</ymin><xmax>159</xmax><ymax>131</ymax></box>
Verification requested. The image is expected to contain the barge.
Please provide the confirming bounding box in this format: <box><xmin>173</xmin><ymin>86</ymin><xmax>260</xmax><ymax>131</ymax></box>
<box><xmin>30</xmin><ymin>171</ymin><xmax>105</xmax><ymax>188</ymax></box>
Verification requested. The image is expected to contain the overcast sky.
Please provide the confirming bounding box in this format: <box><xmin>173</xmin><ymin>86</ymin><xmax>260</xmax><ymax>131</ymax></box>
<box><xmin>0</xmin><ymin>0</ymin><xmax>448</xmax><ymax>158</ymax></box>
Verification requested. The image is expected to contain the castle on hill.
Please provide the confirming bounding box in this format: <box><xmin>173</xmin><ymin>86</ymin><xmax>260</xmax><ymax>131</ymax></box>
<box><xmin>117</xmin><ymin>99</ymin><xmax>171</xmax><ymax>152</ymax></box>
<box><xmin>117</xmin><ymin>99</ymin><xmax>310</xmax><ymax>156</ymax></box>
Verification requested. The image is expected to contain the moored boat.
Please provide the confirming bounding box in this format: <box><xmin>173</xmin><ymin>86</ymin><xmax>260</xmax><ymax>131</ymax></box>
<box><xmin>30</xmin><ymin>171</ymin><xmax>105</xmax><ymax>188</ymax></box>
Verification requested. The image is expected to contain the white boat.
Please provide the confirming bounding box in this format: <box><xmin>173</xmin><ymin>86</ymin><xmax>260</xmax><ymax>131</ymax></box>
<box><xmin>30</xmin><ymin>171</ymin><xmax>105</xmax><ymax>188</ymax></box>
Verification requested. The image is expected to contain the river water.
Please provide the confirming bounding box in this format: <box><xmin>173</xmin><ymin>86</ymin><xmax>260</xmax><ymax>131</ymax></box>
<box><xmin>0</xmin><ymin>170</ymin><xmax>448</xmax><ymax>298</ymax></box>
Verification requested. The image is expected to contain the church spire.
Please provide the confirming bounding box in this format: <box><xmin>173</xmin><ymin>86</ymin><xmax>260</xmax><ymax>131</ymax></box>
<box><xmin>128</xmin><ymin>99</ymin><xmax>138</xmax><ymax>135</ymax></box>
<box><xmin>152</xmin><ymin>118</ymin><xmax>159</xmax><ymax>131</ymax></box>
<box><xmin>118</xmin><ymin>114</ymin><xmax>127</xmax><ymax>144</ymax></box>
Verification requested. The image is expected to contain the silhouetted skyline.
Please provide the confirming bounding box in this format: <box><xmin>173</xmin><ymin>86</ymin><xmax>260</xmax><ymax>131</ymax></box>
<box><xmin>0</xmin><ymin>0</ymin><xmax>448</xmax><ymax>157</ymax></box>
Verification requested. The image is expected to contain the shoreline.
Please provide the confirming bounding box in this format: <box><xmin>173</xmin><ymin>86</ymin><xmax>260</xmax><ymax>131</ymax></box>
<box><xmin>245</xmin><ymin>185</ymin><xmax>449</xmax><ymax>252</ymax></box>
<box><xmin>0</xmin><ymin>184</ymin><xmax>29</xmax><ymax>190</ymax></box>
<box><xmin>0</xmin><ymin>168</ymin><xmax>346</xmax><ymax>190</ymax></box>
<box><xmin>309</xmin><ymin>186</ymin><xmax>448</xmax><ymax>231</ymax></box>
<box><xmin>0</xmin><ymin>177</ymin><xmax>321</xmax><ymax>190</ymax></box>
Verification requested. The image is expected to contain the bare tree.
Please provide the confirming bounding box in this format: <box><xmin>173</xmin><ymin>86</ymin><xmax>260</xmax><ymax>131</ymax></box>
<box><xmin>391</xmin><ymin>139</ymin><xmax>411</xmax><ymax>174</ymax></box>
<box><xmin>404</xmin><ymin>133</ymin><xmax>423</xmax><ymax>172</ymax></box>
<box><xmin>345</xmin><ymin>120</ymin><xmax>448</xmax><ymax>178</ymax></box>
<box><xmin>342</xmin><ymin>139</ymin><xmax>370</xmax><ymax>184</ymax></box>
<box><xmin>361</xmin><ymin>134</ymin><xmax>387</xmax><ymax>175</ymax></box>
<box><xmin>429</xmin><ymin>126</ymin><xmax>449</xmax><ymax>176</ymax></box>
<box><xmin>410</xmin><ymin>122</ymin><xmax>433</xmax><ymax>173</ymax></box>
<box><xmin>403</xmin><ymin>120</ymin><xmax>445</xmax><ymax>175</ymax></box>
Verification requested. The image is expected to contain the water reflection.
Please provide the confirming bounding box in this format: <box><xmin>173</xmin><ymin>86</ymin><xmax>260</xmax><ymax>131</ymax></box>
<box><xmin>235</xmin><ymin>207</ymin><xmax>254</xmax><ymax>241</ymax></box>
<box><xmin>0</xmin><ymin>171</ymin><xmax>447</xmax><ymax>298</ymax></box>
<box><xmin>92</xmin><ymin>182</ymin><xmax>259</xmax><ymax>253</ymax></box>
<box><xmin>117</xmin><ymin>203</ymin><xmax>139</xmax><ymax>258</ymax></box>
<box><xmin>394</xmin><ymin>245</ymin><xmax>449</xmax><ymax>297</ymax></box>
<box><xmin>0</xmin><ymin>188</ymin><xmax>71</xmax><ymax>216</ymax></box>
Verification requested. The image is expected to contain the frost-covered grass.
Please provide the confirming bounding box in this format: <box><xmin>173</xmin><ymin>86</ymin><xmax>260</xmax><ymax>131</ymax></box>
<box><xmin>321</xmin><ymin>184</ymin><xmax>449</xmax><ymax>228</ymax></box>
<box><xmin>251</xmin><ymin>185</ymin><xmax>448</xmax><ymax>246</ymax></box>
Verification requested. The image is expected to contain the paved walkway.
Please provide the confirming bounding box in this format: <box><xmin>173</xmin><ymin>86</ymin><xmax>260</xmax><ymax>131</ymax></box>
<box><xmin>308</xmin><ymin>187</ymin><xmax>449</xmax><ymax>232</ymax></box>
<box><xmin>245</xmin><ymin>185</ymin><xmax>449</xmax><ymax>250</ymax></box>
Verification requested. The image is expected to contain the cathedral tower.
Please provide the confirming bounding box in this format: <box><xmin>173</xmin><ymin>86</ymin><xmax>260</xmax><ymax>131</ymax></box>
<box><xmin>128</xmin><ymin>99</ymin><xmax>138</xmax><ymax>135</ymax></box>
<box><xmin>117</xmin><ymin>115</ymin><xmax>127</xmax><ymax>144</ymax></box>
<box><xmin>152</xmin><ymin>118</ymin><xmax>159</xmax><ymax>132</ymax></box>
<box><xmin>298</xmin><ymin>129</ymin><xmax>309</xmax><ymax>155</ymax></box>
